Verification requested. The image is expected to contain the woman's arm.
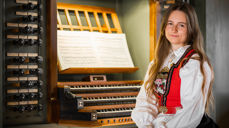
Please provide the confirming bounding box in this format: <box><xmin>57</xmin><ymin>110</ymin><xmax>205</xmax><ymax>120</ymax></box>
<box><xmin>131</xmin><ymin>61</ymin><xmax>162</xmax><ymax>128</ymax></box>
<box><xmin>131</xmin><ymin>83</ymin><xmax>158</xmax><ymax>128</ymax></box>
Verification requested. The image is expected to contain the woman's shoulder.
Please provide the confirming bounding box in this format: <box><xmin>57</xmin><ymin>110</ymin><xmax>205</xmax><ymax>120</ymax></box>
<box><xmin>182</xmin><ymin>53</ymin><xmax>211</xmax><ymax>73</ymax></box>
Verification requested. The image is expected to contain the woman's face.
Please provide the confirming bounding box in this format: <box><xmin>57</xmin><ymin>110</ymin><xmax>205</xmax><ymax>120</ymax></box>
<box><xmin>165</xmin><ymin>10</ymin><xmax>188</xmax><ymax>49</ymax></box>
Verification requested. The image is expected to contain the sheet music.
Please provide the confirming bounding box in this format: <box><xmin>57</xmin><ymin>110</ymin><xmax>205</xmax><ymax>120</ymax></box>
<box><xmin>57</xmin><ymin>31</ymin><xmax>134</xmax><ymax>70</ymax></box>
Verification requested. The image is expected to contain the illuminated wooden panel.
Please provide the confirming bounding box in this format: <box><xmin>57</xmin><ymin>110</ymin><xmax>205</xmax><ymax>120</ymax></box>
<box><xmin>58</xmin><ymin>67</ymin><xmax>139</xmax><ymax>74</ymax></box>
<box><xmin>59</xmin><ymin>116</ymin><xmax>135</xmax><ymax>127</ymax></box>
<box><xmin>150</xmin><ymin>0</ymin><xmax>158</xmax><ymax>61</ymax></box>
<box><xmin>57</xmin><ymin>3</ymin><xmax>122</xmax><ymax>33</ymax></box>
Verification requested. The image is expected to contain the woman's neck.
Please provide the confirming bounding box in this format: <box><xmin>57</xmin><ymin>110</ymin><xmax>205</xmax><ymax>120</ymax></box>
<box><xmin>171</xmin><ymin>44</ymin><xmax>185</xmax><ymax>51</ymax></box>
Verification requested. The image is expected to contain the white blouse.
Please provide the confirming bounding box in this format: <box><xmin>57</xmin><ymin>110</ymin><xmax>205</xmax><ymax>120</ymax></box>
<box><xmin>131</xmin><ymin>45</ymin><xmax>212</xmax><ymax>128</ymax></box>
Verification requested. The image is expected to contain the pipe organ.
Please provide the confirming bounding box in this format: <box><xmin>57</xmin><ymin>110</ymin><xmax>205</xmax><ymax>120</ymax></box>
<box><xmin>0</xmin><ymin>0</ymin><xmax>146</xmax><ymax>127</ymax></box>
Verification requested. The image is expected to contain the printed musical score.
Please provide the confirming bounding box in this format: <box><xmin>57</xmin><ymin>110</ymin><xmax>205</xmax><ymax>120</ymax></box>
<box><xmin>57</xmin><ymin>31</ymin><xmax>134</xmax><ymax>70</ymax></box>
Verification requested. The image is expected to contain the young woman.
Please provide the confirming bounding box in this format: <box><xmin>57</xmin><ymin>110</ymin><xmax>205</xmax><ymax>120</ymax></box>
<box><xmin>131</xmin><ymin>2</ymin><xmax>215</xmax><ymax>128</ymax></box>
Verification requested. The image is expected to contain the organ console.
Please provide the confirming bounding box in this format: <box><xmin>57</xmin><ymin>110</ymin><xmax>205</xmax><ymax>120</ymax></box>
<box><xmin>0</xmin><ymin>0</ymin><xmax>154</xmax><ymax>127</ymax></box>
<box><xmin>55</xmin><ymin>3</ymin><xmax>142</xmax><ymax>127</ymax></box>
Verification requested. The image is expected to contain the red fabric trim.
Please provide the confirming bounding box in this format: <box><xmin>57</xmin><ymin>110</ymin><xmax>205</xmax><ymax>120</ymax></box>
<box><xmin>157</xmin><ymin>48</ymin><xmax>195</xmax><ymax>114</ymax></box>
<box><xmin>166</xmin><ymin>49</ymin><xmax>195</xmax><ymax>107</ymax></box>
<box><xmin>164</xmin><ymin>106</ymin><xmax>182</xmax><ymax>114</ymax></box>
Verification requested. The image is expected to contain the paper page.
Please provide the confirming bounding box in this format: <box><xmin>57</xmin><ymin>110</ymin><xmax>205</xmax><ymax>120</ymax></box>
<box><xmin>57</xmin><ymin>30</ymin><xmax>134</xmax><ymax>70</ymax></box>
<box><xmin>92</xmin><ymin>32</ymin><xmax>134</xmax><ymax>67</ymax></box>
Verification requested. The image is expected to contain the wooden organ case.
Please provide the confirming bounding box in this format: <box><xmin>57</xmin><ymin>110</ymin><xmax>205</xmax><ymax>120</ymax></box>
<box><xmin>56</xmin><ymin>3</ymin><xmax>142</xmax><ymax>127</ymax></box>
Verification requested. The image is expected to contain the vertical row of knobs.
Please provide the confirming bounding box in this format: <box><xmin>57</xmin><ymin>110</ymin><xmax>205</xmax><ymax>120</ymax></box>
<box><xmin>7</xmin><ymin>2</ymin><xmax>44</xmax><ymax>114</ymax></box>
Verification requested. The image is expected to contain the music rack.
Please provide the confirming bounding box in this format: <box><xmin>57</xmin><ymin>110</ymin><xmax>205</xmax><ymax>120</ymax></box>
<box><xmin>57</xmin><ymin>3</ymin><xmax>138</xmax><ymax>74</ymax></box>
<box><xmin>57</xmin><ymin>3</ymin><xmax>122</xmax><ymax>33</ymax></box>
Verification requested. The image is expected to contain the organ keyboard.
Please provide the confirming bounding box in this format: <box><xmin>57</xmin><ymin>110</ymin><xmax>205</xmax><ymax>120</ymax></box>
<box><xmin>58</xmin><ymin>80</ymin><xmax>142</xmax><ymax>127</ymax></box>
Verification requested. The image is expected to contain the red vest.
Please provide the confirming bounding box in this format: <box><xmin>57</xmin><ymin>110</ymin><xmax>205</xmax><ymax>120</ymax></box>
<box><xmin>154</xmin><ymin>47</ymin><xmax>195</xmax><ymax>114</ymax></box>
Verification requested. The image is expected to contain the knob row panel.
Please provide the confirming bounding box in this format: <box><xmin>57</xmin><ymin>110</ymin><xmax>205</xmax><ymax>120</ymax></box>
<box><xmin>3</xmin><ymin>0</ymin><xmax>47</xmax><ymax>126</ymax></box>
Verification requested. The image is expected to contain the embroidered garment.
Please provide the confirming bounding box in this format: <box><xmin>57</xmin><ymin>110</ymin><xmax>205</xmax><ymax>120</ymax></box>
<box><xmin>156</xmin><ymin>47</ymin><xmax>195</xmax><ymax>114</ymax></box>
<box><xmin>131</xmin><ymin>45</ymin><xmax>212</xmax><ymax>128</ymax></box>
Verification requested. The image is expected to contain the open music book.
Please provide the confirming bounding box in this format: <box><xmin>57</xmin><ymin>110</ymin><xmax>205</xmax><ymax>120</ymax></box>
<box><xmin>57</xmin><ymin>31</ymin><xmax>134</xmax><ymax>71</ymax></box>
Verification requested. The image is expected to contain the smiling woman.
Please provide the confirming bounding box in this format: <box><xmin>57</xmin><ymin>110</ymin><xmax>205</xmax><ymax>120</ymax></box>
<box><xmin>165</xmin><ymin>10</ymin><xmax>188</xmax><ymax>50</ymax></box>
<box><xmin>131</xmin><ymin>2</ymin><xmax>218</xmax><ymax>128</ymax></box>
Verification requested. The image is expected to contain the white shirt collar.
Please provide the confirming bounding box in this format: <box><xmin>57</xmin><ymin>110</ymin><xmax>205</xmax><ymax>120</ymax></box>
<box><xmin>172</xmin><ymin>45</ymin><xmax>191</xmax><ymax>58</ymax></box>
<box><xmin>162</xmin><ymin>45</ymin><xmax>191</xmax><ymax>69</ymax></box>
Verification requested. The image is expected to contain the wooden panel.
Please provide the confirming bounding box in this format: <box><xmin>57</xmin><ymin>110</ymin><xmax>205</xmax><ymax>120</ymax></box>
<box><xmin>79</xmin><ymin>104</ymin><xmax>135</xmax><ymax>111</ymax></box>
<box><xmin>64</xmin><ymin>9</ymin><xmax>73</xmax><ymax>31</ymax></box>
<box><xmin>74</xmin><ymin>10</ymin><xmax>83</xmax><ymax>30</ymax></box>
<box><xmin>84</xmin><ymin>11</ymin><xmax>93</xmax><ymax>32</ymax></box>
<box><xmin>150</xmin><ymin>0</ymin><xmax>158</xmax><ymax>61</ymax></box>
<box><xmin>57</xmin><ymin>3</ymin><xmax>116</xmax><ymax>13</ymax></box>
<box><xmin>166</xmin><ymin>0</ymin><xmax>175</xmax><ymax>4</ymax></box>
<box><xmin>47</xmin><ymin>0</ymin><xmax>58</xmax><ymax>123</ymax></box>
<box><xmin>58</xmin><ymin>67</ymin><xmax>139</xmax><ymax>74</ymax></box>
<box><xmin>57</xmin><ymin>2</ymin><xmax>121</xmax><ymax>33</ymax></box>
<box><xmin>111</xmin><ymin>13</ymin><xmax>122</xmax><ymax>33</ymax></box>
<box><xmin>76</xmin><ymin>92</ymin><xmax>139</xmax><ymax>98</ymax></box>
<box><xmin>57</xmin><ymin>80</ymin><xmax>143</xmax><ymax>87</ymax></box>
<box><xmin>59</xmin><ymin>120</ymin><xmax>100</xmax><ymax>127</ymax></box>
<box><xmin>94</xmin><ymin>12</ymin><xmax>102</xmax><ymax>32</ymax></box>
<box><xmin>102</xmin><ymin>13</ymin><xmax>111</xmax><ymax>33</ymax></box>
<box><xmin>57</xmin><ymin>10</ymin><xmax>63</xmax><ymax>30</ymax></box>
<box><xmin>97</xmin><ymin>117</ymin><xmax>134</xmax><ymax>126</ymax></box>
<box><xmin>59</xmin><ymin>116</ymin><xmax>134</xmax><ymax>127</ymax></box>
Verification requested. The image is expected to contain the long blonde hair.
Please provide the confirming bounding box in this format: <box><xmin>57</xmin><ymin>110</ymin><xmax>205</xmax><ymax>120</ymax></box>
<box><xmin>145</xmin><ymin>2</ymin><xmax>214</xmax><ymax>114</ymax></box>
